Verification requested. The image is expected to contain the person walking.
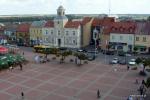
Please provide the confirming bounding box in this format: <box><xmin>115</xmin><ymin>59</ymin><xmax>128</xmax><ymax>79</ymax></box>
<box><xmin>127</xmin><ymin>65</ymin><xmax>130</xmax><ymax>70</ymax></box>
<box><xmin>21</xmin><ymin>92</ymin><xmax>24</xmax><ymax>99</ymax></box>
<box><xmin>97</xmin><ymin>89</ymin><xmax>100</xmax><ymax>98</ymax></box>
<box><xmin>19</xmin><ymin>62</ymin><xmax>23</xmax><ymax>70</ymax></box>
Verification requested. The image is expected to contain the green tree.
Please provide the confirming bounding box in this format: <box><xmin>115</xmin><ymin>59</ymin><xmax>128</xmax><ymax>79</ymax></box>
<box><xmin>59</xmin><ymin>50</ymin><xmax>72</xmax><ymax>63</ymax></box>
<box><xmin>136</xmin><ymin>57</ymin><xmax>150</xmax><ymax>74</ymax></box>
<box><xmin>147</xmin><ymin>16</ymin><xmax>150</xmax><ymax>21</ymax></box>
<box><xmin>74</xmin><ymin>52</ymin><xmax>87</xmax><ymax>65</ymax></box>
<box><xmin>146</xmin><ymin>77</ymin><xmax>150</xmax><ymax>88</ymax></box>
<box><xmin>133</xmin><ymin>47</ymin><xmax>138</xmax><ymax>52</ymax></box>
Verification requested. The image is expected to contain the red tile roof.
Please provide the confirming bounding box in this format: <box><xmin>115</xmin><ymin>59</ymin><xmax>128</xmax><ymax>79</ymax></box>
<box><xmin>82</xmin><ymin>17</ymin><xmax>92</xmax><ymax>25</ymax></box>
<box><xmin>65</xmin><ymin>21</ymin><xmax>81</xmax><ymax>28</ymax></box>
<box><xmin>109</xmin><ymin>22</ymin><xmax>136</xmax><ymax>33</ymax></box>
<box><xmin>92</xmin><ymin>17</ymin><xmax>115</xmax><ymax>26</ymax></box>
<box><xmin>44</xmin><ymin>20</ymin><xmax>54</xmax><ymax>28</ymax></box>
<box><xmin>17</xmin><ymin>23</ymin><xmax>30</xmax><ymax>32</ymax></box>
<box><xmin>143</xmin><ymin>22</ymin><xmax>150</xmax><ymax>35</ymax></box>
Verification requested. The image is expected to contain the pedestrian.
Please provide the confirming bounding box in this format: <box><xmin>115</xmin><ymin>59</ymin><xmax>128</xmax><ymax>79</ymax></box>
<box><xmin>139</xmin><ymin>85</ymin><xmax>144</xmax><ymax>95</ymax></box>
<box><xmin>142</xmin><ymin>80</ymin><xmax>145</xmax><ymax>85</ymax></box>
<box><xmin>21</xmin><ymin>92</ymin><xmax>24</xmax><ymax>99</ymax></box>
<box><xmin>23</xmin><ymin>52</ymin><xmax>24</xmax><ymax>55</ymax></box>
<box><xmin>127</xmin><ymin>65</ymin><xmax>130</xmax><ymax>70</ymax></box>
<box><xmin>97</xmin><ymin>89</ymin><xmax>100</xmax><ymax>98</ymax></box>
<box><xmin>19</xmin><ymin>62</ymin><xmax>23</xmax><ymax>70</ymax></box>
<box><xmin>135</xmin><ymin>78</ymin><xmax>139</xmax><ymax>84</ymax></box>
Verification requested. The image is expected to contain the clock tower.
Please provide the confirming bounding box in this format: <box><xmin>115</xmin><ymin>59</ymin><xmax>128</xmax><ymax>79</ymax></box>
<box><xmin>54</xmin><ymin>5</ymin><xmax>68</xmax><ymax>28</ymax></box>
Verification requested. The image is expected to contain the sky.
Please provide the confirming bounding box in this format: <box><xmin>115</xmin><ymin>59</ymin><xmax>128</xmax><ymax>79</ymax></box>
<box><xmin>0</xmin><ymin>0</ymin><xmax>149</xmax><ymax>15</ymax></box>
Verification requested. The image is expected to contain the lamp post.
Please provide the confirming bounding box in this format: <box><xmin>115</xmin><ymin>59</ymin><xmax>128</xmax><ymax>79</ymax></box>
<box><xmin>93</xmin><ymin>28</ymin><xmax>98</xmax><ymax>58</ymax></box>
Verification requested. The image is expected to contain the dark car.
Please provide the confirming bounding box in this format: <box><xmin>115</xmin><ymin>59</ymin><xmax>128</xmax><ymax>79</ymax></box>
<box><xmin>119</xmin><ymin>59</ymin><xmax>126</xmax><ymax>65</ymax></box>
<box><xmin>118</xmin><ymin>51</ymin><xmax>126</xmax><ymax>56</ymax></box>
<box><xmin>86</xmin><ymin>54</ymin><xmax>95</xmax><ymax>61</ymax></box>
<box><xmin>105</xmin><ymin>50</ymin><xmax>115</xmax><ymax>55</ymax></box>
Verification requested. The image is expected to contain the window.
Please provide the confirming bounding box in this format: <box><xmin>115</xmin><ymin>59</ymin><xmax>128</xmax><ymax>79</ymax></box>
<box><xmin>58</xmin><ymin>30</ymin><xmax>60</xmax><ymax>35</ymax></box>
<box><xmin>73</xmin><ymin>40</ymin><xmax>76</xmax><ymax>44</ymax></box>
<box><xmin>112</xmin><ymin>36</ymin><xmax>115</xmax><ymax>40</ymax></box>
<box><xmin>73</xmin><ymin>31</ymin><xmax>75</xmax><ymax>35</ymax></box>
<box><xmin>140</xmin><ymin>48</ymin><xmax>146</xmax><ymax>52</ymax></box>
<box><xmin>57</xmin><ymin>21</ymin><xmax>59</xmax><ymax>24</ymax></box>
<box><xmin>119</xmin><ymin>36</ymin><xmax>123</xmax><ymax>40</ymax></box>
<box><xmin>129</xmin><ymin>36</ymin><xmax>132</xmax><ymax>41</ymax></box>
<box><xmin>136</xmin><ymin>37</ymin><xmax>139</xmax><ymax>41</ymax></box>
<box><xmin>66</xmin><ymin>31</ymin><xmax>68</xmax><ymax>35</ymax></box>
<box><xmin>51</xmin><ymin>31</ymin><xmax>53</xmax><ymax>35</ymax></box>
<box><xmin>143</xmin><ymin>37</ymin><xmax>147</xmax><ymax>42</ymax></box>
<box><xmin>45</xmin><ymin>30</ymin><xmax>48</xmax><ymax>35</ymax></box>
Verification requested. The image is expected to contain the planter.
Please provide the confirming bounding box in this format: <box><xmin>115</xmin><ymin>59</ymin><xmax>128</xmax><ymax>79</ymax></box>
<box><xmin>131</xmin><ymin>67</ymin><xmax>137</xmax><ymax>70</ymax></box>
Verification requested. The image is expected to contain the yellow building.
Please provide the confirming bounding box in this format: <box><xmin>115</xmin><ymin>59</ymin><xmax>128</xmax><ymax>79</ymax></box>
<box><xmin>135</xmin><ymin>35</ymin><xmax>150</xmax><ymax>52</ymax></box>
<box><xmin>30</xmin><ymin>21</ymin><xmax>46</xmax><ymax>45</ymax></box>
<box><xmin>135</xmin><ymin>22</ymin><xmax>150</xmax><ymax>53</ymax></box>
<box><xmin>82</xmin><ymin>17</ymin><xmax>93</xmax><ymax>47</ymax></box>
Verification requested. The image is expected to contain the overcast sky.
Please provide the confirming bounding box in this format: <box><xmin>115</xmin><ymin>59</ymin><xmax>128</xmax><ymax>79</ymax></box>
<box><xmin>0</xmin><ymin>0</ymin><xmax>149</xmax><ymax>15</ymax></box>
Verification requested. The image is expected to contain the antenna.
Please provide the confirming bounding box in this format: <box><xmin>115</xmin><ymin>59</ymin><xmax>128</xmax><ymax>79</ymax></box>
<box><xmin>60</xmin><ymin>0</ymin><xmax>63</xmax><ymax>5</ymax></box>
<box><xmin>108</xmin><ymin>0</ymin><xmax>111</xmax><ymax>15</ymax></box>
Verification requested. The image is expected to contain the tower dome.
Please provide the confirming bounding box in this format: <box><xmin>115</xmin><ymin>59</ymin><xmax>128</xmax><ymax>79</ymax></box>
<box><xmin>57</xmin><ymin>5</ymin><xmax>65</xmax><ymax>16</ymax></box>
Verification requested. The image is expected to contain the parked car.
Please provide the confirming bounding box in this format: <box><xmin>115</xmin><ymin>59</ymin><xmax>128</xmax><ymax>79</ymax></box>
<box><xmin>105</xmin><ymin>50</ymin><xmax>115</xmax><ymax>55</ymax></box>
<box><xmin>128</xmin><ymin>59</ymin><xmax>136</xmax><ymax>65</ymax></box>
<box><xmin>118</xmin><ymin>51</ymin><xmax>126</xmax><ymax>56</ymax></box>
<box><xmin>109</xmin><ymin>58</ymin><xmax>119</xmax><ymax>64</ymax></box>
<box><xmin>86</xmin><ymin>54</ymin><xmax>95</xmax><ymax>61</ymax></box>
<box><xmin>87</xmin><ymin>50</ymin><xmax>99</xmax><ymax>54</ymax></box>
<box><xmin>119</xmin><ymin>59</ymin><xmax>126</xmax><ymax>65</ymax></box>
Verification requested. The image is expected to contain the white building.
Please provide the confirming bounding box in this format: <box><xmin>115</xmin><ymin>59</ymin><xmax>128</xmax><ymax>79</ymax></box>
<box><xmin>110</xmin><ymin>33</ymin><xmax>134</xmax><ymax>51</ymax></box>
<box><xmin>42</xmin><ymin>6</ymin><xmax>82</xmax><ymax>48</ymax></box>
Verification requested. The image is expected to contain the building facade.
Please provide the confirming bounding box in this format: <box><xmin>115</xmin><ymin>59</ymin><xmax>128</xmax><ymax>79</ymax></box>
<box><xmin>16</xmin><ymin>23</ymin><xmax>30</xmax><ymax>46</ymax></box>
<box><xmin>135</xmin><ymin>22</ymin><xmax>150</xmax><ymax>53</ymax></box>
<box><xmin>30</xmin><ymin>21</ymin><xmax>46</xmax><ymax>45</ymax></box>
<box><xmin>108</xmin><ymin>22</ymin><xmax>136</xmax><ymax>52</ymax></box>
<box><xmin>42</xmin><ymin>6</ymin><xmax>92</xmax><ymax>48</ymax></box>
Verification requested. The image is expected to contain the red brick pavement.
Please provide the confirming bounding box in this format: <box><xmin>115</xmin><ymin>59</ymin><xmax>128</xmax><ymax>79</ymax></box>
<box><xmin>0</xmin><ymin>50</ymin><xmax>146</xmax><ymax>100</ymax></box>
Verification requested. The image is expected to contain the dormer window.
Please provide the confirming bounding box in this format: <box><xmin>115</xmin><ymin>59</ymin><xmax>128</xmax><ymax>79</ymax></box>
<box><xmin>120</xmin><ymin>27</ymin><xmax>124</xmax><ymax>32</ymax></box>
<box><xmin>129</xmin><ymin>27</ymin><xmax>133</xmax><ymax>32</ymax></box>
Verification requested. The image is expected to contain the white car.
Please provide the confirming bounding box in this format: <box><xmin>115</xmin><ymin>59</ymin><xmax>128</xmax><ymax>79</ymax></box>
<box><xmin>128</xmin><ymin>59</ymin><xmax>136</xmax><ymax>65</ymax></box>
<box><xmin>110</xmin><ymin>58</ymin><xmax>119</xmax><ymax>64</ymax></box>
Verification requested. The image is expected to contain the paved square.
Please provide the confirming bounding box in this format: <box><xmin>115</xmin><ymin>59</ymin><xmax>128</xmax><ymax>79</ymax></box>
<box><xmin>0</xmin><ymin>51</ymin><xmax>147</xmax><ymax>100</ymax></box>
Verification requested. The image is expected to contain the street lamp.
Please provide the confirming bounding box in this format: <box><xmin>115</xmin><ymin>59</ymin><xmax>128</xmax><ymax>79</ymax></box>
<box><xmin>93</xmin><ymin>28</ymin><xmax>98</xmax><ymax>58</ymax></box>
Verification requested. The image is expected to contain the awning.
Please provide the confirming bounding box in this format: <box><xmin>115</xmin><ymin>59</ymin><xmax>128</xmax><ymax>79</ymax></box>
<box><xmin>135</xmin><ymin>45</ymin><xmax>146</xmax><ymax>48</ymax></box>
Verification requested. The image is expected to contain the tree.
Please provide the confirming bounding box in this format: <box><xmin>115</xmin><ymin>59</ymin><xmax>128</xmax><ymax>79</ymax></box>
<box><xmin>59</xmin><ymin>50</ymin><xmax>72</xmax><ymax>63</ymax></box>
<box><xmin>133</xmin><ymin>47</ymin><xmax>138</xmax><ymax>53</ymax></box>
<box><xmin>146</xmin><ymin>77</ymin><xmax>150</xmax><ymax>88</ymax></box>
<box><xmin>147</xmin><ymin>16</ymin><xmax>150</xmax><ymax>21</ymax></box>
<box><xmin>136</xmin><ymin>57</ymin><xmax>150</xmax><ymax>75</ymax></box>
<box><xmin>74</xmin><ymin>52</ymin><xmax>87</xmax><ymax>65</ymax></box>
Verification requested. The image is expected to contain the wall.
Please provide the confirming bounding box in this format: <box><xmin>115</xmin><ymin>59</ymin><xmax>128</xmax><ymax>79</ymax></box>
<box><xmin>82</xmin><ymin>18</ymin><xmax>93</xmax><ymax>47</ymax></box>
